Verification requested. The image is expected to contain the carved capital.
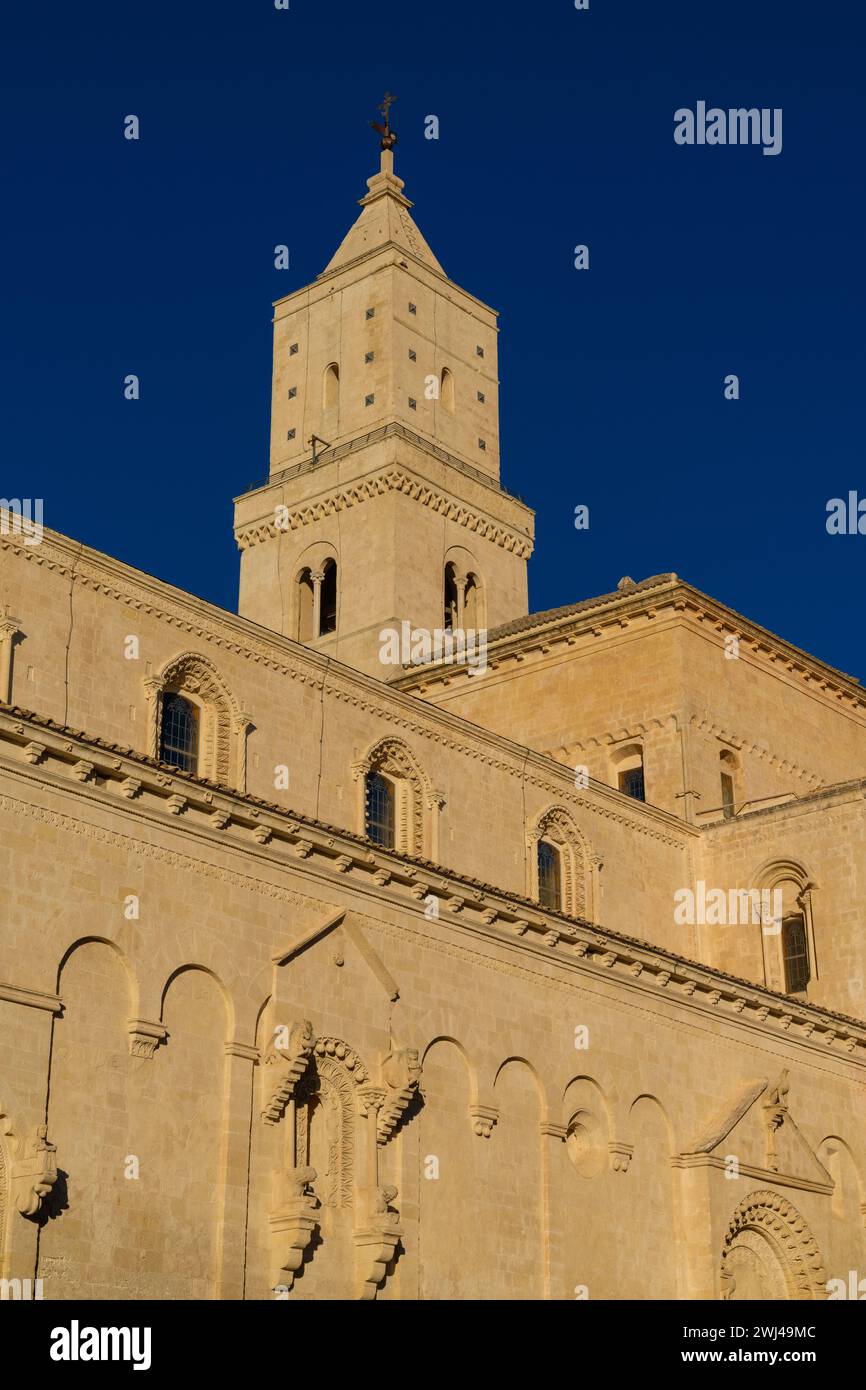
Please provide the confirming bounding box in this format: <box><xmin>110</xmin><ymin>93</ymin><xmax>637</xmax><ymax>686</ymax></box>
<box><xmin>357</xmin><ymin>1085</ymin><xmax>387</xmax><ymax>1118</ymax></box>
<box><xmin>469</xmin><ymin>1103</ymin><xmax>499</xmax><ymax>1139</ymax></box>
<box><xmin>609</xmin><ymin>1141</ymin><xmax>634</xmax><ymax>1174</ymax></box>
<box><xmin>128</xmin><ymin>1018</ymin><xmax>168</xmax><ymax>1058</ymax></box>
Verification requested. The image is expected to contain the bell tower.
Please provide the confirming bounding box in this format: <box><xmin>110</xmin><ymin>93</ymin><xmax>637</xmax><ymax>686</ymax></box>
<box><xmin>233</xmin><ymin>102</ymin><xmax>534</xmax><ymax>677</ymax></box>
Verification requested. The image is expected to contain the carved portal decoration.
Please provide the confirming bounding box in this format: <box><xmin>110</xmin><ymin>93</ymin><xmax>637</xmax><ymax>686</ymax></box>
<box><xmin>355</xmin><ymin>1182</ymin><xmax>401</xmax><ymax>1301</ymax></box>
<box><xmin>266</xmin><ymin>1032</ymin><xmax>418</xmax><ymax>1296</ymax></box>
<box><xmin>720</xmin><ymin>1190</ymin><xmax>827</xmax><ymax>1301</ymax></box>
<box><xmin>0</xmin><ymin>1104</ymin><xmax>59</xmax><ymax>1220</ymax></box>
<box><xmin>377</xmin><ymin>1048</ymin><xmax>422</xmax><ymax>1144</ymax></box>
<box><xmin>295</xmin><ymin>1058</ymin><xmax>356</xmax><ymax>1210</ymax></box>
<box><xmin>270</xmin><ymin>1165</ymin><xmax>319</xmax><ymax>1292</ymax></box>
<box><xmin>261</xmin><ymin>1020</ymin><xmax>315</xmax><ymax>1125</ymax></box>
<box><xmin>763</xmin><ymin>1069</ymin><xmax>790</xmax><ymax>1172</ymax></box>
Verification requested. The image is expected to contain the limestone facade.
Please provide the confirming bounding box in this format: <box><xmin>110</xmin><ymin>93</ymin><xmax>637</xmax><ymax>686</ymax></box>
<box><xmin>0</xmin><ymin>147</ymin><xmax>863</xmax><ymax>1301</ymax></box>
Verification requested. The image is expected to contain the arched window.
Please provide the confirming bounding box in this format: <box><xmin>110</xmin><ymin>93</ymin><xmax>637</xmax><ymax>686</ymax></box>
<box><xmin>782</xmin><ymin>914</ymin><xmax>810</xmax><ymax>994</ymax></box>
<box><xmin>354</xmin><ymin>737</ymin><xmax>441</xmax><ymax>859</ymax></box>
<box><xmin>537</xmin><ymin>840</ymin><xmax>562</xmax><ymax>911</ymax></box>
<box><xmin>611</xmin><ymin>743</ymin><xmax>645</xmax><ymax>802</ymax></box>
<box><xmin>464</xmin><ymin>573</ymin><xmax>479</xmax><ymax>629</ymax></box>
<box><xmin>444</xmin><ymin>562</ymin><xmax>458</xmax><ymax>630</ymax></box>
<box><xmin>323</xmin><ymin>363</ymin><xmax>340</xmax><ymax>412</ymax></box>
<box><xmin>297</xmin><ymin>569</ymin><xmax>315</xmax><ymax>642</ymax></box>
<box><xmin>529</xmin><ymin>806</ymin><xmax>593</xmax><ymax>918</ymax></box>
<box><xmin>365</xmin><ymin>772</ymin><xmax>395</xmax><ymax>848</ymax></box>
<box><xmin>720</xmin><ymin>749</ymin><xmax>738</xmax><ymax>820</ymax></box>
<box><xmin>319</xmin><ymin>559</ymin><xmax>337</xmax><ymax>636</ymax></box>
<box><xmin>159</xmin><ymin>693</ymin><xmax>199</xmax><ymax>774</ymax></box>
<box><xmin>440</xmin><ymin>367</ymin><xmax>455</xmax><ymax>414</ymax></box>
<box><xmin>753</xmin><ymin>859</ymin><xmax>818</xmax><ymax>997</ymax></box>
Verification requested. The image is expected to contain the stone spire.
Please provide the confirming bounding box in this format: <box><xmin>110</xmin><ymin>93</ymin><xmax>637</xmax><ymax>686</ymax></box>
<box><xmin>320</xmin><ymin>100</ymin><xmax>445</xmax><ymax>277</ymax></box>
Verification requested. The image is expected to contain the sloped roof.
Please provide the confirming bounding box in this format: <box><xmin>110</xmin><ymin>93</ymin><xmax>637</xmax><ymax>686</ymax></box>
<box><xmin>320</xmin><ymin>151</ymin><xmax>445</xmax><ymax>278</ymax></box>
<box><xmin>488</xmin><ymin>574</ymin><xmax>677</xmax><ymax>642</ymax></box>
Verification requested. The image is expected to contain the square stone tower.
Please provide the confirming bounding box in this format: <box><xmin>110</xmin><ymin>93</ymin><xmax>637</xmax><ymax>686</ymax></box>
<box><xmin>233</xmin><ymin>138</ymin><xmax>534</xmax><ymax>676</ymax></box>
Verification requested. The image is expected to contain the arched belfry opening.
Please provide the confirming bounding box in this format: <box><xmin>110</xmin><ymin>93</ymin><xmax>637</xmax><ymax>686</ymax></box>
<box><xmin>319</xmin><ymin>559</ymin><xmax>337</xmax><ymax>636</ymax></box>
<box><xmin>297</xmin><ymin>569</ymin><xmax>315</xmax><ymax>642</ymax></box>
<box><xmin>323</xmin><ymin>362</ymin><xmax>340</xmax><ymax>412</ymax></box>
<box><xmin>444</xmin><ymin>563</ymin><xmax>458</xmax><ymax>630</ymax></box>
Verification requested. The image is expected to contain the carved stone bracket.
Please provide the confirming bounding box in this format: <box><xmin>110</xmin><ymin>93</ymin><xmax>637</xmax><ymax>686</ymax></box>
<box><xmin>261</xmin><ymin>1020</ymin><xmax>315</xmax><ymax>1125</ymax></box>
<box><xmin>0</xmin><ymin>1107</ymin><xmax>59</xmax><ymax>1218</ymax></box>
<box><xmin>377</xmin><ymin>1048</ymin><xmax>422</xmax><ymax>1144</ymax></box>
<box><xmin>609</xmin><ymin>1141</ymin><xmax>634</xmax><ymax>1173</ymax></box>
<box><xmin>354</xmin><ymin>1184</ymin><xmax>401</xmax><ymax>1301</ymax></box>
<box><xmin>469</xmin><ymin>1103</ymin><xmax>499</xmax><ymax>1138</ymax></box>
<box><xmin>270</xmin><ymin>1165</ymin><xmax>320</xmax><ymax>1292</ymax></box>
<box><xmin>128</xmin><ymin>1018</ymin><xmax>168</xmax><ymax>1059</ymax></box>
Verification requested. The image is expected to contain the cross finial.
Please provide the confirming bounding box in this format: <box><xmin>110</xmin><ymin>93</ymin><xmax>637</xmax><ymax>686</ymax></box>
<box><xmin>370</xmin><ymin>92</ymin><xmax>397</xmax><ymax>151</ymax></box>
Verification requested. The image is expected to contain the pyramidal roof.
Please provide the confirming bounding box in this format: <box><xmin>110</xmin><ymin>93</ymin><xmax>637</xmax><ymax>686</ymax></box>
<box><xmin>319</xmin><ymin>148</ymin><xmax>446</xmax><ymax>279</ymax></box>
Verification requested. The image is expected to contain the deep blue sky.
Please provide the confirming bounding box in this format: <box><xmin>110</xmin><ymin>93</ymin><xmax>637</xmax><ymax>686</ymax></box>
<box><xmin>2</xmin><ymin>1</ymin><xmax>863</xmax><ymax>678</ymax></box>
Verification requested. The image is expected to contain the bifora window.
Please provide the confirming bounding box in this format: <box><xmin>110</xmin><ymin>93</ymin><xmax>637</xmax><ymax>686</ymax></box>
<box><xmin>537</xmin><ymin>839</ymin><xmax>562</xmax><ymax>911</ymax></box>
<box><xmin>160</xmin><ymin>693</ymin><xmax>199</xmax><ymax>774</ymax></box>
<box><xmin>365</xmin><ymin>772</ymin><xmax>395</xmax><ymax>848</ymax></box>
<box><xmin>319</xmin><ymin>560</ymin><xmax>337</xmax><ymax>636</ymax></box>
<box><xmin>782</xmin><ymin>914</ymin><xmax>810</xmax><ymax>994</ymax></box>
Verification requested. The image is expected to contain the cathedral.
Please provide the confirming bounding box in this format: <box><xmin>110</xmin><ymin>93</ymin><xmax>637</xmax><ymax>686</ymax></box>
<box><xmin>1</xmin><ymin>132</ymin><xmax>864</xmax><ymax>1303</ymax></box>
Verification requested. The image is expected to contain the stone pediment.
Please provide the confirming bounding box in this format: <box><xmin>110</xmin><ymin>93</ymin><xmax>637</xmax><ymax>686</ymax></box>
<box><xmin>272</xmin><ymin>908</ymin><xmax>399</xmax><ymax>1002</ymax></box>
<box><xmin>680</xmin><ymin>1070</ymin><xmax>833</xmax><ymax>1190</ymax></box>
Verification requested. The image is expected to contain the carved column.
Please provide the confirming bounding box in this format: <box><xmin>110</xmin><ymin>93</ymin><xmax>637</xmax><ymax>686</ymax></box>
<box><xmin>671</xmin><ymin>1160</ymin><xmax>716</xmax><ymax>1298</ymax></box>
<box><xmin>589</xmin><ymin>853</ymin><xmax>604</xmax><ymax>924</ymax></box>
<box><xmin>234</xmin><ymin>712</ymin><xmax>252</xmax><ymax>795</ymax></box>
<box><xmin>540</xmin><ymin>1121</ymin><xmax>567</xmax><ymax>1299</ymax></box>
<box><xmin>454</xmin><ymin>575</ymin><xmax>467</xmax><ymax>630</ymax></box>
<box><xmin>310</xmin><ymin>570</ymin><xmax>325</xmax><ymax>639</ymax></box>
<box><xmin>143</xmin><ymin>677</ymin><xmax>162</xmax><ymax>760</ymax></box>
<box><xmin>215</xmin><ymin>1040</ymin><xmax>259</xmax><ymax>1299</ymax></box>
<box><xmin>0</xmin><ymin>614</ymin><xmax>19</xmax><ymax>704</ymax></box>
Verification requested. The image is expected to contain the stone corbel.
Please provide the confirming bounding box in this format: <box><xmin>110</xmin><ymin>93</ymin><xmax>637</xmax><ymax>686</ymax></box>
<box><xmin>377</xmin><ymin>1048</ymin><xmax>422</xmax><ymax>1144</ymax></box>
<box><xmin>270</xmin><ymin>1166</ymin><xmax>320</xmax><ymax>1292</ymax></box>
<box><xmin>128</xmin><ymin>1018</ymin><xmax>168</xmax><ymax>1059</ymax></box>
<box><xmin>261</xmin><ymin>1020</ymin><xmax>315</xmax><ymax>1125</ymax></box>
<box><xmin>609</xmin><ymin>1141</ymin><xmax>634</xmax><ymax>1173</ymax></box>
<box><xmin>1</xmin><ymin>1113</ymin><xmax>59</xmax><ymax>1218</ymax></box>
<box><xmin>354</xmin><ymin>1184</ymin><xmax>402</xmax><ymax>1301</ymax></box>
<box><xmin>469</xmin><ymin>1102</ymin><xmax>499</xmax><ymax>1138</ymax></box>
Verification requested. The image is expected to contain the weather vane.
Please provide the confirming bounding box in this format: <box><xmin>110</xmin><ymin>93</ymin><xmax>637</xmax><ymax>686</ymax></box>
<box><xmin>371</xmin><ymin>92</ymin><xmax>397</xmax><ymax>151</ymax></box>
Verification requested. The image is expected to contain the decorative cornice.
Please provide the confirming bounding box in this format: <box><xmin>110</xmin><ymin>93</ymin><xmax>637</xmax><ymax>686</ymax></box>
<box><xmin>394</xmin><ymin>578</ymin><xmax>866</xmax><ymax>718</ymax></box>
<box><xmin>234</xmin><ymin>465</ymin><xmax>533</xmax><ymax>558</ymax></box>
<box><xmin>1</xmin><ymin>704</ymin><xmax>865</xmax><ymax>1060</ymax></box>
